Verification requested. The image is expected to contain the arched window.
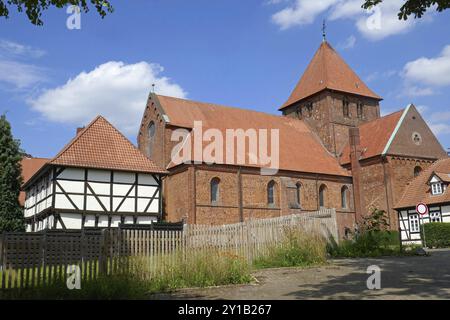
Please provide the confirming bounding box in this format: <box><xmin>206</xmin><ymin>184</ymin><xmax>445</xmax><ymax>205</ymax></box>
<box><xmin>268</xmin><ymin>180</ymin><xmax>276</xmax><ymax>205</ymax></box>
<box><xmin>414</xmin><ymin>166</ymin><xmax>422</xmax><ymax>177</ymax></box>
<box><xmin>319</xmin><ymin>184</ymin><xmax>327</xmax><ymax>208</ymax></box>
<box><xmin>357</xmin><ymin>102</ymin><xmax>363</xmax><ymax>119</ymax></box>
<box><xmin>295</xmin><ymin>182</ymin><xmax>302</xmax><ymax>206</ymax></box>
<box><xmin>210</xmin><ymin>178</ymin><xmax>220</xmax><ymax>204</ymax></box>
<box><xmin>148</xmin><ymin>121</ymin><xmax>156</xmax><ymax>157</ymax></box>
<box><xmin>341</xmin><ymin>186</ymin><xmax>349</xmax><ymax>209</ymax></box>
<box><xmin>343</xmin><ymin>98</ymin><xmax>350</xmax><ymax>118</ymax></box>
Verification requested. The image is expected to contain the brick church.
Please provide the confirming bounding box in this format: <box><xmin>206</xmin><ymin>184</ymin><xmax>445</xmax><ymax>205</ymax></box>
<box><xmin>137</xmin><ymin>40</ymin><xmax>447</xmax><ymax>236</ymax></box>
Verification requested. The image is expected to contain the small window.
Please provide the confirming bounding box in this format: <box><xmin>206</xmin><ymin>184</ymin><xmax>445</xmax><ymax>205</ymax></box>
<box><xmin>210</xmin><ymin>178</ymin><xmax>220</xmax><ymax>204</ymax></box>
<box><xmin>343</xmin><ymin>99</ymin><xmax>350</xmax><ymax>118</ymax></box>
<box><xmin>341</xmin><ymin>186</ymin><xmax>349</xmax><ymax>209</ymax></box>
<box><xmin>430</xmin><ymin>211</ymin><xmax>442</xmax><ymax>223</ymax></box>
<box><xmin>414</xmin><ymin>166</ymin><xmax>422</xmax><ymax>177</ymax></box>
<box><xmin>357</xmin><ymin>102</ymin><xmax>363</xmax><ymax>119</ymax></box>
<box><xmin>409</xmin><ymin>214</ymin><xmax>420</xmax><ymax>233</ymax></box>
<box><xmin>431</xmin><ymin>183</ymin><xmax>443</xmax><ymax>195</ymax></box>
<box><xmin>319</xmin><ymin>184</ymin><xmax>327</xmax><ymax>208</ymax></box>
<box><xmin>268</xmin><ymin>180</ymin><xmax>276</xmax><ymax>205</ymax></box>
<box><xmin>148</xmin><ymin>121</ymin><xmax>156</xmax><ymax>157</ymax></box>
<box><xmin>295</xmin><ymin>183</ymin><xmax>301</xmax><ymax>206</ymax></box>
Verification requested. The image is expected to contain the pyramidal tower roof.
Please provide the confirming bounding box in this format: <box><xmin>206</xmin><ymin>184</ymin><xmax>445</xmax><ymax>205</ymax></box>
<box><xmin>280</xmin><ymin>41</ymin><xmax>382</xmax><ymax>110</ymax></box>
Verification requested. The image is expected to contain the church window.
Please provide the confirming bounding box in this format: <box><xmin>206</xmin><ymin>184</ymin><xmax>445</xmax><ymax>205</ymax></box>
<box><xmin>148</xmin><ymin>121</ymin><xmax>156</xmax><ymax>157</ymax></box>
<box><xmin>268</xmin><ymin>180</ymin><xmax>276</xmax><ymax>205</ymax></box>
<box><xmin>414</xmin><ymin>166</ymin><xmax>422</xmax><ymax>177</ymax></box>
<box><xmin>211</xmin><ymin>178</ymin><xmax>220</xmax><ymax>204</ymax></box>
<box><xmin>357</xmin><ymin>102</ymin><xmax>363</xmax><ymax>119</ymax></box>
<box><xmin>319</xmin><ymin>184</ymin><xmax>327</xmax><ymax>208</ymax></box>
<box><xmin>343</xmin><ymin>98</ymin><xmax>350</xmax><ymax>118</ymax></box>
<box><xmin>412</xmin><ymin>132</ymin><xmax>422</xmax><ymax>146</ymax></box>
<box><xmin>341</xmin><ymin>186</ymin><xmax>349</xmax><ymax>209</ymax></box>
<box><xmin>295</xmin><ymin>183</ymin><xmax>302</xmax><ymax>206</ymax></box>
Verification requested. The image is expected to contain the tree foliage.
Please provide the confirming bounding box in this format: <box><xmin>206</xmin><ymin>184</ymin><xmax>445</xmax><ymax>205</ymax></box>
<box><xmin>0</xmin><ymin>114</ymin><xmax>25</xmax><ymax>232</ymax></box>
<box><xmin>362</xmin><ymin>0</ymin><xmax>450</xmax><ymax>20</ymax></box>
<box><xmin>0</xmin><ymin>0</ymin><xmax>113</xmax><ymax>25</ymax></box>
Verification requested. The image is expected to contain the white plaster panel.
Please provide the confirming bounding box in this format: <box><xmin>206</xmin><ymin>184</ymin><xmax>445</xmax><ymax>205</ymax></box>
<box><xmin>86</xmin><ymin>196</ymin><xmax>104</xmax><ymax>211</ymax></box>
<box><xmin>114</xmin><ymin>172</ymin><xmax>135</xmax><ymax>184</ymax></box>
<box><xmin>138</xmin><ymin>186</ymin><xmax>158</xmax><ymax>197</ymax></box>
<box><xmin>113</xmin><ymin>184</ymin><xmax>134</xmax><ymax>196</ymax></box>
<box><xmin>98</xmin><ymin>216</ymin><xmax>109</xmax><ymax>227</ymax></box>
<box><xmin>59</xmin><ymin>168</ymin><xmax>85</xmax><ymax>180</ymax></box>
<box><xmin>84</xmin><ymin>215</ymin><xmax>96</xmax><ymax>227</ymax></box>
<box><xmin>138</xmin><ymin>174</ymin><xmax>157</xmax><ymax>185</ymax></box>
<box><xmin>55</xmin><ymin>194</ymin><xmax>76</xmax><ymax>209</ymax></box>
<box><xmin>58</xmin><ymin>180</ymin><xmax>84</xmax><ymax>193</ymax></box>
<box><xmin>88</xmin><ymin>169</ymin><xmax>110</xmax><ymax>182</ymax></box>
<box><xmin>89</xmin><ymin>182</ymin><xmax>110</xmax><ymax>195</ymax></box>
<box><xmin>60</xmin><ymin>213</ymin><xmax>82</xmax><ymax>229</ymax></box>
<box><xmin>137</xmin><ymin>216</ymin><xmax>155</xmax><ymax>225</ymax></box>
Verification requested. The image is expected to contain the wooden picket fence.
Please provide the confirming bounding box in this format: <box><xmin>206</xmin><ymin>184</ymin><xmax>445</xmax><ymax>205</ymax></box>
<box><xmin>0</xmin><ymin>209</ymin><xmax>337</xmax><ymax>290</ymax></box>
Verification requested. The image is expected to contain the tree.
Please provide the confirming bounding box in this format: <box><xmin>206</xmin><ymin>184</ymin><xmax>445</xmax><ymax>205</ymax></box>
<box><xmin>0</xmin><ymin>114</ymin><xmax>25</xmax><ymax>232</ymax></box>
<box><xmin>362</xmin><ymin>0</ymin><xmax>450</xmax><ymax>20</ymax></box>
<box><xmin>0</xmin><ymin>0</ymin><xmax>113</xmax><ymax>26</ymax></box>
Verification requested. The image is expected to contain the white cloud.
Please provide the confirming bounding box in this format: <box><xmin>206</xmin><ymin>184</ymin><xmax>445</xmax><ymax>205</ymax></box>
<box><xmin>0</xmin><ymin>60</ymin><xmax>47</xmax><ymax>88</ymax></box>
<box><xmin>403</xmin><ymin>45</ymin><xmax>450</xmax><ymax>87</ymax></box>
<box><xmin>271</xmin><ymin>0</ymin><xmax>338</xmax><ymax>30</ymax></box>
<box><xmin>28</xmin><ymin>61</ymin><xmax>186</xmax><ymax>136</ymax></box>
<box><xmin>430</xmin><ymin>123</ymin><xmax>450</xmax><ymax>136</ymax></box>
<box><xmin>271</xmin><ymin>0</ymin><xmax>422</xmax><ymax>40</ymax></box>
<box><xmin>399</xmin><ymin>85</ymin><xmax>434</xmax><ymax>97</ymax></box>
<box><xmin>337</xmin><ymin>35</ymin><xmax>356</xmax><ymax>50</ymax></box>
<box><xmin>0</xmin><ymin>39</ymin><xmax>46</xmax><ymax>59</ymax></box>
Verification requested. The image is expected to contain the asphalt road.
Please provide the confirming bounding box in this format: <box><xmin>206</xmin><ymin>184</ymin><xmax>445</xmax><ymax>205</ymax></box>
<box><xmin>152</xmin><ymin>250</ymin><xmax>450</xmax><ymax>300</ymax></box>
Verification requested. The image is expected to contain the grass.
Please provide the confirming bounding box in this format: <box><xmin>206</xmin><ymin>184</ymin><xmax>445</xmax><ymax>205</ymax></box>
<box><xmin>325</xmin><ymin>231</ymin><xmax>416</xmax><ymax>258</ymax></box>
<box><xmin>0</xmin><ymin>249</ymin><xmax>253</xmax><ymax>299</ymax></box>
<box><xmin>253</xmin><ymin>226</ymin><xmax>328</xmax><ymax>269</ymax></box>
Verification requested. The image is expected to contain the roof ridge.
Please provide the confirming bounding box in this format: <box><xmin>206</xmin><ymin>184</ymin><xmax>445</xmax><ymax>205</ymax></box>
<box><xmin>157</xmin><ymin>94</ymin><xmax>308</xmax><ymax>124</ymax></box>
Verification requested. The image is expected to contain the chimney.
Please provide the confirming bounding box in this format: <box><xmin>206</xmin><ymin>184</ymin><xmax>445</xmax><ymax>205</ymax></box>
<box><xmin>76</xmin><ymin>127</ymin><xmax>85</xmax><ymax>135</ymax></box>
<box><xmin>349</xmin><ymin>127</ymin><xmax>364</xmax><ymax>225</ymax></box>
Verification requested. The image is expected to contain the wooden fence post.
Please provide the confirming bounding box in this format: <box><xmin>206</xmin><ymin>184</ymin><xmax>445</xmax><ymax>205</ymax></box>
<box><xmin>99</xmin><ymin>229</ymin><xmax>109</xmax><ymax>275</ymax></box>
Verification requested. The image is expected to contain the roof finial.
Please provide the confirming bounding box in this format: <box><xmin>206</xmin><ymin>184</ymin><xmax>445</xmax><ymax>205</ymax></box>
<box><xmin>152</xmin><ymin>83</ymin><xmax>155</xmax><ymax>93</ymax></box>
<box><xmin>322</xmin><ymin>19</ymin><xmax>326</xmax><ymax>42</ymax></box>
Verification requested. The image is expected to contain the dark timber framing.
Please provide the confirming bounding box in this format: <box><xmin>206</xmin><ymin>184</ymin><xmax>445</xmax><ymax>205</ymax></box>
<box><xmin>24</xmin><ymin>165</ymin><xmax>164</xmax><ymax>231</ymax></box>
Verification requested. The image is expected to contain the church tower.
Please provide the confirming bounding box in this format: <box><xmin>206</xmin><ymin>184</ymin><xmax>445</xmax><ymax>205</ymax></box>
<box><xmin>280</xmin><ymin>41</ymin><xmax>382</xmax><ymax>156</ymax></box>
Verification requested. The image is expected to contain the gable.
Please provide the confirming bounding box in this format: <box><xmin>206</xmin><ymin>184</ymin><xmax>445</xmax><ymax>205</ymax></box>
<box><xmin>386</xmin><ymin>105</ymin><xmax>447</xmax><ymax>160</ymax></box>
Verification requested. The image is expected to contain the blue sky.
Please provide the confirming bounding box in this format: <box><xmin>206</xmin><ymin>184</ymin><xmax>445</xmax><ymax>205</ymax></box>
<box><xmin>0</xmin><ymin>0</ymin><xmax>449</xmax><ymax>158</ymax></box>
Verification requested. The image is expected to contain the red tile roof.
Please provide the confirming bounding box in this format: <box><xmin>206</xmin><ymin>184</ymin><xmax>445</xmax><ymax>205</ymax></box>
<box><xmin>340</xmin><ymin>110</ymin><xmax>404</xmax><ymax>164</ymax></box>
<box><xmin>50</xmin><ymin>116</ymin><xmax>167</xmax><ymax>174</ymax></box>
<box><xmin>156</xmin><ymin>95</ymin><xmax>350</xmax><ymax>177</ymax></box>
<box><xmin>280</xmin><ymin>41</ymin><xmax>381</xmax><ymax>110</ymax></box>
<box><xmin>396</xmin><ymin>157</ymin><xmax>450</xmax><ymax>209</ymax></box>
<box><xmin>20</xmin><ymin>157</ymin><xmax>48</xmax><ymax>205</ymax></box>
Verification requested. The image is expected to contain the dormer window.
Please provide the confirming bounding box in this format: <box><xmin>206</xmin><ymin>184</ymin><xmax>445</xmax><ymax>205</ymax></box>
<box><xmin>431</xmin><ymin>183</ymin><xmax>443</xmax><ymax>195</ymax></box>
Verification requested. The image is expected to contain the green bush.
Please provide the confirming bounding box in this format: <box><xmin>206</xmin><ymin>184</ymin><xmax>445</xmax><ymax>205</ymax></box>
<box><xmin>253</xmin><ymin>227</ymin><xmax>328</xmax><ymax>269</ymax></box>
<box><xmin>423</xmin><ymin>223</ymin><xmax>450</xmax><ymax>248</ymax></box>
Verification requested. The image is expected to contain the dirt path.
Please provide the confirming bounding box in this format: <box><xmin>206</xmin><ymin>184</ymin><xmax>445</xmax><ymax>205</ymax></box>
<box><xmin>152</xmin><ymin>250</ymin><xmax>450</xmax><ymax>300</ymax></box>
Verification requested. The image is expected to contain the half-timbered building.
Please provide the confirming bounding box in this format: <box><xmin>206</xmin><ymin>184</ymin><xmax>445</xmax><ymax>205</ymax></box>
<box><xmin>23</xmin><ymin>116</ymin><xmax>167</xmax><ymax>231</ymax></box>
<box><xmin>396</xmin><ymin>158</ymin><xmax>450</xmax><ymax>245</ymax></box>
